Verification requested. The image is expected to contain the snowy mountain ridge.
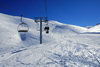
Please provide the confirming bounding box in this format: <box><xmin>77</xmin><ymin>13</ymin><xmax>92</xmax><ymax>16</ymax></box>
<box><xmin>87</xmin><ymin>24</ymin><xmax>100</xmax><ymax>32</ymax></box>
<box><xmin>0</xmin><ymin>13</ymin><xmax>100</xmax><ymax>67</ymax></box>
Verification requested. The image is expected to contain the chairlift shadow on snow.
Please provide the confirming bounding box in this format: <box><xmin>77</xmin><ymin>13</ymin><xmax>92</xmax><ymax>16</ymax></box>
<box><xmin>19</xmin><ymin>32</ymin><xmax>27</xmax><ymax>41</ymax></box>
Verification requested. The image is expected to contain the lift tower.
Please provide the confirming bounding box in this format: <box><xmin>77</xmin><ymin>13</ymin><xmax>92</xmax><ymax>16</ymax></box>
<box><xmin>34</xmin><ymin>0</ymin><xmax>49</xmax><ymax>44</ymax></box>
<box><xmin>35</xmin><ymin>17</ymin><xmax>48</xmax><ymax>44</ymax></box>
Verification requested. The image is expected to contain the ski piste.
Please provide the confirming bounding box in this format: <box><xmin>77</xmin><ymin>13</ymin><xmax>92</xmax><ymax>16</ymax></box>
<box><xmin>0</xmin><ymin>13</ymin><xmax>100</xmax><ymax>67</ymax></box>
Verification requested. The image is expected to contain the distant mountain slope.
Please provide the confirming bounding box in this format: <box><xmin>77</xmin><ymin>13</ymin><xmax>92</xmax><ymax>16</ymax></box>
<box><xmin>88</xmin><ymin>24</ymin><xmax>100</xmax><ymax>32</ymax></box>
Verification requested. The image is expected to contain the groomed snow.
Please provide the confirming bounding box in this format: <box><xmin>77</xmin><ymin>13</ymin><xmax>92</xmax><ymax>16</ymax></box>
<box><xmin>0</xmin><ymin>13</ymin><xmax>100</xmax><ymax>67</ymax></box>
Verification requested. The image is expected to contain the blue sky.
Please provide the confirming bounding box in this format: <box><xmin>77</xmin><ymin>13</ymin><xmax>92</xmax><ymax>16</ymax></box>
<box><xmin>0</xmin><ymin>0</ymin><xmax>100</xmax><ymax>26</ymax></box>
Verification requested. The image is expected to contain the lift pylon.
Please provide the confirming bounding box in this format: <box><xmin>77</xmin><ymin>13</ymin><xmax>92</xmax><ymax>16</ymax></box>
<box><xmin>35</xmin><ymin>17</ymin><xmax>49</xmax><ymax>44</ymax></box>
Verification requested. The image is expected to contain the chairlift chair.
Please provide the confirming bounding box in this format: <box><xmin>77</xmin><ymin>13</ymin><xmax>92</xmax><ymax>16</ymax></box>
<box><xmin>44</xmin><ymin>26</ymin><xmax>49</xmax><ymax>31</ymax></box>
<box><xmin>44</xmin><ymin>17</ymin><xmax>49</xmax><ymax>34</ymax></box>
<box><xmin>18</xmin><ymin>22</ymin><xmax>29</xmax><ymax>32</ymax></box>
<box><xmin>44</xmin><ymin>25</ymin><xmax>49</xmax><ymax>34</ymax></box>
<box><xmin>18</xmin><ymin>15</ymin><xmax>29</xmax><ymax>32</ymax></box>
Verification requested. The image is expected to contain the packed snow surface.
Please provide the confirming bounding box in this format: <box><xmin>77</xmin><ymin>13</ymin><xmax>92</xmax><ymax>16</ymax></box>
<box><xmin>0</xmin><ymin>13</ymin><xmax>100</xmax><ymax>67</ymax></box>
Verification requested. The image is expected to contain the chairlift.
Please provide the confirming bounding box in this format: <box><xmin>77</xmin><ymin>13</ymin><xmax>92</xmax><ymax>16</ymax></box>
<box><xmin>18</xmin><ymin>22</ymin><xmax>29</xmax><ymax>32</ymax></box>
<box><xmin>44</xmin><ymin>25</ymin><xmax>49</xmax><ymax>31</ymax></box>
<box><xmin>17</xmin><ymin>15</ymin><xmax>29</xmax><ymax>32</ymax></box>
<box><xmin>44</xmin><ymin>25</ymin><xmax>49</xmax><ymax>34</ymax></box>
<box><xmin>44</xmin><ymin>17</ymin><xmax>49</xmax><ymax>34</ymax></box>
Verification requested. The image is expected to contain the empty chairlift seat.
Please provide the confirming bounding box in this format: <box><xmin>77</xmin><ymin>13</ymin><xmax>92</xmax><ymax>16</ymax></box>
<box><xmin>18</xmin><ymin>23</ymin><xmax>29</xmax><ymax>32</ymax></box>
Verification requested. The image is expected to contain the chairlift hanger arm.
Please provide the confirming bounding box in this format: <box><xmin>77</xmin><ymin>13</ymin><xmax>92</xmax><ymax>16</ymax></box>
<box><xmin>20</xmin><ymin>14</ymin><xmax>24</xmax><ymax>22</ymax></box>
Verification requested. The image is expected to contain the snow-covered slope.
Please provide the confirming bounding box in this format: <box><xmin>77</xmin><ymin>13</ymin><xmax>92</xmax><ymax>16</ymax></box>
<box><xmin>88</xmin><ymin>24</ymin><xmax>100</xmax><ymax>32</ymax></box>
<box><xmin>50</xmin><ymin>21</ymin><xmax>87</xmax><ymax>34</ymax></box>
<box><xmin>0</xmin><ymin>13</ymin><xmax>100</xmax><ymax>67</ymax></box>
<box><xmin>84</xmin><ymin>24</ymin><xmax>100</xmax><ymax>34</ymax></box>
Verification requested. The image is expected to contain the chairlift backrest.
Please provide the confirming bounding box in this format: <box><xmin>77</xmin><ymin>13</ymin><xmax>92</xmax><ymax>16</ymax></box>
<box><xmin>44</xmin><ymin>26</ymin><xmax>49</xmax><ymax>30</ymax></box>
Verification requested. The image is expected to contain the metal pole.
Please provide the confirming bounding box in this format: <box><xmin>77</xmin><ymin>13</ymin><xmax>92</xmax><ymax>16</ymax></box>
<box><xmin>40</xmin><ymin>17</ymin><xmax>42</xmax><ymax>44</ymax></box>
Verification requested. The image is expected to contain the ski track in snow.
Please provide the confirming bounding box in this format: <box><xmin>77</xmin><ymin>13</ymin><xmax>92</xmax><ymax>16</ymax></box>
<box><xmin>0</xmin><ymin>13</ymin><xmax>100</xmax><ymax>67</ymax></box>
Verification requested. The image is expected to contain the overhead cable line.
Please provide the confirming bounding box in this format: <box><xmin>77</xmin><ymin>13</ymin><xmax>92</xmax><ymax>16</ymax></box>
<box><xmin>45</xmin><ymin>0</ymin><xmax>48</xmax><ymax>17</ymax></box>
<box><xmin>44</xmin><ymin>0</ymin><xmax>48</xmax><ymax>25</ymax></box>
